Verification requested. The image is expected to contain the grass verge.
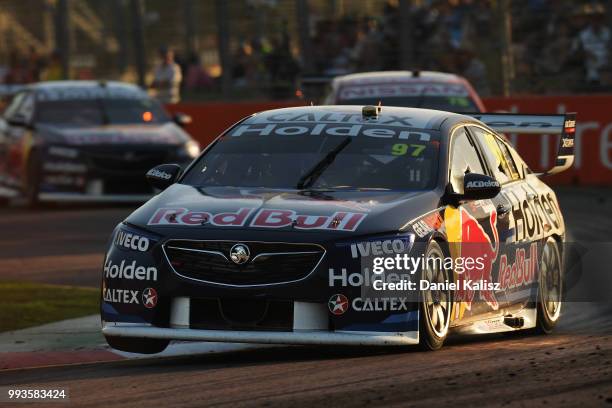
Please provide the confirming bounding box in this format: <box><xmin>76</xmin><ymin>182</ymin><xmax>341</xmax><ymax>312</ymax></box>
<box><xmin>0</xmin><ymin>282</ymin><xmax>99</xmax><ymax>332</ymax></box>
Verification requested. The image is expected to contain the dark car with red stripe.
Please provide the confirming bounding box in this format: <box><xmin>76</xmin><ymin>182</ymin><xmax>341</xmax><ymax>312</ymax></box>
<box><xmin>0</xmin><ymin>81</ymin><xmax>199</xmax><ymax>206</ymax></box>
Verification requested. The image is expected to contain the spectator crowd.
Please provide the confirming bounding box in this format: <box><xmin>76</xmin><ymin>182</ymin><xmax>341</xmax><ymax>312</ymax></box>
<box><xmin>0</xmin><ymin>47</ymin><xmax>64</xmax><ymax>85</ymax></box>
<box><xmin>1</xmin><ymin>0</ymin><xmax>611</xmax><ymax>100</ymax></box>
<box><xmin>303</xmin><ymin>0</ymin><xmax>612</xmax><ymax>95</ymax></box>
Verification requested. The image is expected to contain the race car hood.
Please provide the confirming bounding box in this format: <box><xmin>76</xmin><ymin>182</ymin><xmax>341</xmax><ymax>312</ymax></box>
<box><xmin>126</xmin><ymin>183</ymin><xmax>441</xmax><ymax>239</ymax></box>
<box><xmin>36</xmin><ymin>123</ymin><xmax>190</xmax><ymax>146</ymax></box>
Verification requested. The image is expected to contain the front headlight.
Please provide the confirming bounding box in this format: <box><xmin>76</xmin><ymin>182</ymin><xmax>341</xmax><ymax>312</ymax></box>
<box><xmin>182</xmin><ymin>141</ymin><xmax>200</xmax><ymax>159</ymax></box>
<box><xmin>112</xmin><ymin>223</ymin><xmax>159</xmax><ymax>253</ymax></box>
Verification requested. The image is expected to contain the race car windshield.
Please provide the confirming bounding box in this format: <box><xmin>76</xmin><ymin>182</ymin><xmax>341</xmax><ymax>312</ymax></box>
<box><xmin>337</xmin><ymin>96</ymin><xmax>478</xmax><ymax>113</ymax></box>
<box><xmin>182</xmin><ymin>122</ymin><xmax>440</xmax><ymax>191</ymax></box>
<box><xmin>36</xmin><ymin>98</ymin><xmax>170</xmax><ymax>126</ymax></box>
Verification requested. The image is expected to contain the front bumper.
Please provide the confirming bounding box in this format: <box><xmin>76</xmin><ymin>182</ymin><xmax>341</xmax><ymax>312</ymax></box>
<box><xmin>102</xmin><ymin>296</ymin><xmax>419</xmax><ymax>346</ymax></box>
<box><xmin>102</xmin><ymin>227</ymin><xmax>422</xmax><ymax>348</ymax></box>
<box><xmin>39</xmin><ymin>144</ymin><xmax>191</xmax><ymax>200</ymax></box>
<box><xmin>102</xmin><ymin>322</ymin><xmax>419</xmax><ymax>346</ymax></box>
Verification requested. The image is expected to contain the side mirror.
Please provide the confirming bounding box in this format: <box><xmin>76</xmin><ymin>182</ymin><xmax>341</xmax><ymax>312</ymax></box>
<box><xmin>146</xmin><ymin>164</ymin><xmax>181</xmax><ymax>190</ymax></box>
<box><xmin>173</xmin><ymin>113</ymin><xmax>192</xmax><ymax>127</ymax></box>
<box><xmin>461</xmin><ymin>173</ymin><xmax>501</xmax><ymax>200</ymax></box>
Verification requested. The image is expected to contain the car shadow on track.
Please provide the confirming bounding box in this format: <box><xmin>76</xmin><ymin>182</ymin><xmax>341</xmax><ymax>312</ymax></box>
<box><xmin>0</xmin><ymin>331</ymin><xmax>540</xmax><ymax>387</ymax></box>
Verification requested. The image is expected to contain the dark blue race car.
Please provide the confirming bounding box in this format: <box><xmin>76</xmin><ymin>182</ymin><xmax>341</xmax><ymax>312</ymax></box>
<box><xmin>100</xmin><ymin>105</ymin><xmax>575</xmax><ymax>352</ymax></box>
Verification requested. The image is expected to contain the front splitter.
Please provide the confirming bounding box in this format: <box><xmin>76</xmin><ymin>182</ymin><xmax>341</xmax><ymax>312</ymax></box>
<box><xmin>102</xmin><ymin>322</ymin><xmax>419</xmax><ymax>346</ymax></box>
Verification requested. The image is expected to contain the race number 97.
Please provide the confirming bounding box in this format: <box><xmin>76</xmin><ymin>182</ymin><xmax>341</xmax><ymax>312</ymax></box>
<box><xmin>391</xmin><ymin>143</ymin><xmax>426</xmax><ymax>157</ymax></box>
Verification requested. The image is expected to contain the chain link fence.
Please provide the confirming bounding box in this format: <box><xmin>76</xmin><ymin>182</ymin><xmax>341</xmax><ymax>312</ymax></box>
<box><xmin>0</xmin><ymin>0</ymin><xmax>610</xmax><ymax>101</ymax></box>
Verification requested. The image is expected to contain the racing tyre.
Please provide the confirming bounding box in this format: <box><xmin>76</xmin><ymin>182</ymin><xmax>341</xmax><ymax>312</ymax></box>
<box><xmin>534</xmin><ymin>237</ymin><xmax>563</xmax><ymax>334</ymax></box>
<box><xmin>25</xmin><ymin>152</ymin><xmax>41</xmax><ymax>208</ymax></box>
<box><xmin>419</xmin><ymin>240</ymin><xmax>452</xmax><ymax>350</ymax></box>
<box><xmin>104</xmin><ymin>336</ymin><xmax>169</xmax><ymax>354</ymax></box>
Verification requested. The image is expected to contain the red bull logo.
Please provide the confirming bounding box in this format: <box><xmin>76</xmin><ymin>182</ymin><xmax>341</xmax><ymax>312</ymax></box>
<box><xmin>454</xmin><ymin>208</ymin><xmax>500</xmax><ymax>310</ymax></box>
<box><xmin>445</xmin><ymin>205</ymin><xmax>500</xmax><ymax>316</ymax></box>
<box><xmin>498</xmin><ymin>242</ymin><xmax>538</xmax><ymax>290</ymax></box>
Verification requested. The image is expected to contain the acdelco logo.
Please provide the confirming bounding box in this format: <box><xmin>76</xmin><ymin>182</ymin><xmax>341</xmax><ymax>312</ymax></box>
<box><xmin>466</xmin><ymin>180</ymin><xmax>499</xmax><ymax>188</ymax></box>
<box><xmin>146</xmin><ymin>168</ymin><xmax>172</xmax><ymax>180</ymax></box>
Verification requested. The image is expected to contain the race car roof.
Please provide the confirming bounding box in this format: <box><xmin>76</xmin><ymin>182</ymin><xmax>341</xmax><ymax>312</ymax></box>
<box><xmin>25</xmin><ymin>80</ymin><xmax>148</xmax><ymax>101</ymax></box>
<box><xmin>27</xmin><ymin>80</ymin><xmax>142</xmax><ymax>91</ymax></box>
<box><xmin>332</xmin><ymin>71</ymin><xmax>467</xmax><ymax>86</ymax></box>
<box><xmin>244</xmin><ymin>105</ymin><xmax>467</xmax><ymax>131</ymax></box>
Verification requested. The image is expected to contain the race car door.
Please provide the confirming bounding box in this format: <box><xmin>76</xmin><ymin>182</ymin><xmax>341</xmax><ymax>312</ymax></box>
<box><xmin>467</xmin><ymin>126</ymin><xmax>540</xmax><ymax>309</ymax></box>
<box><xmin>0</xmin><ymin>91</ymin><xmax>36</xmax><ymax>190</ymax></box>
<box><xmin>446</xmin><ymin>126</ymin><xmax>508</xmax><ymax>322</ymax></box>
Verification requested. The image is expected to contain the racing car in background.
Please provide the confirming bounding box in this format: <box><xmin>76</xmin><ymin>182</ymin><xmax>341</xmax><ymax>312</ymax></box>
<box><xmin>101</xmin><ymin>105</ymin><xmax>575</xmax><ymax>352</ymax></box>
<box><xmin>322</xmin><ymin>70</ymin><xmax>486</xmax><ymax>113</ymax></box>
<box><xmin>0</xmin><ymin>81</ymin><xmax>199</xmax><ymax>206</ymax></box>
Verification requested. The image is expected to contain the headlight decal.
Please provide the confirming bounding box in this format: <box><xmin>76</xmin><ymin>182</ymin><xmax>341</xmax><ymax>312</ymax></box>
<box><xmin>47</xmin><ymin>146</ymin><xmax>79</xmax><ymax>159</ymax></box>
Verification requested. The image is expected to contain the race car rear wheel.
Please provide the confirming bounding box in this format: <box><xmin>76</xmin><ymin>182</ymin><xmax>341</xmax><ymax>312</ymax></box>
<box><xmin>419</xmin><ymin>240</ymin><xmax>452</xmax><ymax>350</ymax></box>
<box><xmin>534</xmin><ymin>237</ymin><xmax>563</xmax><ymax>334</ymax></box>
<box><xmin>104</xmin><ymin>336</ymin><xmax>169</xmax><ymax>354</ymax></box>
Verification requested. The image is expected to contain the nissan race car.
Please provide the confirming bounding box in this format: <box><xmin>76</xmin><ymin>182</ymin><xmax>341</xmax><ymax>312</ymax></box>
<box><xmin>0</xmin><ymin>81</ymin><xmax>199</xmax><ymax>206</ymax></box>
<box><xmin>100</xmin><ymin>105</ymin><xmax>575</xmax><ymax>352</ymax></box>
<box><xmin>323</xmin><ymin>71</ymin><xmax>485</xmax><ymax>113</ymax></box>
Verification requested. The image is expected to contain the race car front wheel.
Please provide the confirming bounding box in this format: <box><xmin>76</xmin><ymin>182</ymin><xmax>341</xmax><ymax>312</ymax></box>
<box><xmin>105</xmin><ymin>336</ymin><xmax>169</xmax><ymax>354</ymax></box>
<box><xmin>25</xmin><ymin>152</ymin><xmax>41</xmax><ymax>208</ymax></box>
<box><xmin>419</xmin><ymin>240</ymin><xmax>452</xmax><ymax>350</ymax></box>
<box><xmin>534</xmin><ymin>237</ymin><xmax>563</xmax><ymax>334</ymax></box>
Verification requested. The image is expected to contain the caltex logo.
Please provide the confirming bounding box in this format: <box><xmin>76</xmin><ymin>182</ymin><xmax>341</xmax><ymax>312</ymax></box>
<box><xmin>142</xmin><ymin>287</ymin><xmax>158</xmax><ymax>309</ymax></box>
<box><xmin>328</xmin><ymin>294</ymin><xmax>349</xmax><ymax>315</ymax></box>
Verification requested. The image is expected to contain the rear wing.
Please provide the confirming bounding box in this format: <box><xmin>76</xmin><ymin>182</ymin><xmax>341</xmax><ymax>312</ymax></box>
<box><xmin>468</xmin><ymin>113</ymin><xmax>576</xmax><ymax>176</ymax></box>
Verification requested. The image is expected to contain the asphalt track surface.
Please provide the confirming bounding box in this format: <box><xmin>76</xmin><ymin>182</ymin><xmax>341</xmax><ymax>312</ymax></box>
<box><xmin>0</xmin><ymin>187</ymin><xmax>611</xmax><ymax>407</ymax></box>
